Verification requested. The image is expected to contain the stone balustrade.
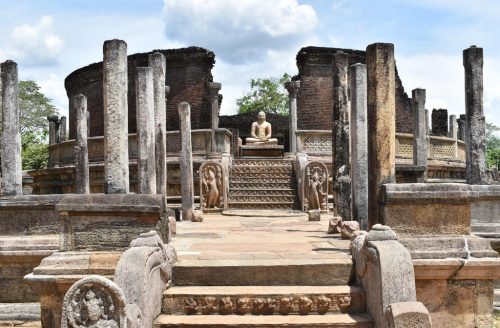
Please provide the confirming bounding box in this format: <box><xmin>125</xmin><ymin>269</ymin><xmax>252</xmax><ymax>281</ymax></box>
<box><xmin>47</xmin><ymin>129</ymin><xmax>232</xmax><ymax>168</ymax></box>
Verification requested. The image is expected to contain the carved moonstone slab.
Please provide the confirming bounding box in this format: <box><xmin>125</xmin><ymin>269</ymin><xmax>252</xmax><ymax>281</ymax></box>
<box><xmin>61</xmin><ymin>275</ymin><xmax>127</xmax><ymax>328</ymax></box>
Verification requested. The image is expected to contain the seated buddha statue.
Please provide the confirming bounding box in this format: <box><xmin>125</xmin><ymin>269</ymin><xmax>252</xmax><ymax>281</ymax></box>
<box><xmin>245</xmin><ymin>111</ymin><xmax>278</xmax><ymax>145</ymax></box>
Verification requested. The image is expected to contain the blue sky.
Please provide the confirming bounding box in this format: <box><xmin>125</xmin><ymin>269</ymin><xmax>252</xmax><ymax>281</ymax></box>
<box><xmin>0</xmin><ymin>0</ymin><xmax>499</xmax><ymax>129</ymax></box>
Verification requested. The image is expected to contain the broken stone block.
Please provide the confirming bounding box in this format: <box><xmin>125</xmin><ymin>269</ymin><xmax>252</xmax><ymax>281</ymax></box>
<box><xmin>328</xmin><ymin>217</ymin><xmax>342</xmax><ymax>234</ymax></box>
<box><xmin>308</xmin><ymin>209</ymin><xmax>321</xmax><ymax>221</ymax></box>
<box><xmin>385</xmin><ymin>301</ymin><xmax>432</xmax><ymax>328</ymax></box>
<box><xmin>168</xmin><ymin>216</ymin><xmax>177</xmax><ymax>234</ymax></box>
<box><xmin>340</xmin><ymin>221</ymin><xmax>360</xmax><ymax>239</ymax></box>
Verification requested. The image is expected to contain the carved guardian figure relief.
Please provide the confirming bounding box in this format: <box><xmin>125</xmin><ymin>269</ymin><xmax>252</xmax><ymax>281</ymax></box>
<box><xmin>199</xmin><ymin>160</ymin><xmax>226</xmax><ymax>211</ymax></box>
<box><xmin>302</xmin><ymin>161</ymin><xmax>328</xmax><ymax>211</ymax></box>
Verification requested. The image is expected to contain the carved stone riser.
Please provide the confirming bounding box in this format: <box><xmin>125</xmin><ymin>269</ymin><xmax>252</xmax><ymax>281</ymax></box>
<box><xmin>228</xmin><ymin>196</ymin><xmax>297</xmax><ymax>203</ymax></box>
<box><xmin>164</xmin><ymin>292</ymin><xmax>365</xmax><ymax>316</ymax></box>
<box><xmin>229</xmin><ymin>189</ymin><xmax>296</xmax><ymax>196</ymax></box>
<box><xmin>231</xmin><ymin>173</ymin><xmax>295</xmax><ymax>180</ymax></box>
<box><xmin>233</xmin><ymin>160</ymin><xmax>293</xmax><ymax>166</ymax></box>
<box><xmin>227</xmin><ymin>203</ymin><xmax>297</xmax><ymax>209</ymax></box>
<box><xmin>232</xmin><ymin>166</ymin><xmax>293</xmax><ymax>174</ymax></box>
<box><xmin>230</xmin><ymin>182</ymin><xmax>296</xmax><ymax>189</ymax></box>
<box><xmin>230</xmin><ymin>177</ymin><xmax>295</xmax><ymax>184</ymax></box>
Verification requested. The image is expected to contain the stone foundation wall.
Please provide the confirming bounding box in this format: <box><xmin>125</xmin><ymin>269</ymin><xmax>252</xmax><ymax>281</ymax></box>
<box><xmin>65</xmin><ymin>47</ymin><xmax>215</xmax><ymax>139</ymax></box>
<box><xmin>295</xmin><ymin>46</ymin><xmax>413</xmax><ymax>132</ymax></box>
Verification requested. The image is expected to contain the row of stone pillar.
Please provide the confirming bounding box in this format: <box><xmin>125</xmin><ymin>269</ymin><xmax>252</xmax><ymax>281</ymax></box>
<box><xmin>284</xmin><ymin>43</ymin><xmax>488</xmax><ymax>229</ymax></box>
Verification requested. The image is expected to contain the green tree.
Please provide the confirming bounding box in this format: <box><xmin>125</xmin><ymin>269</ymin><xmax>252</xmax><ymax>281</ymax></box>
<box><xmin>17</xmin><ymin>80</ymin><xmax>59</xmax><ymax>170</ymax></box>
<box><xmin>237</xmin><ymin>73</ymin><xmax>291</xmax><ymax>115</ymax></box>
<box><xmin>486</xmin><ymin>122</ymin><xmax>500</xmax><ymax>169</ymax></box>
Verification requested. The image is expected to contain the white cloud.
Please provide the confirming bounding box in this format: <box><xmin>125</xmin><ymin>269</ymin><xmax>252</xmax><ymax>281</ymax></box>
<box><xmin>7</xmin><ymin>15</ymin><xmax>64</xmax><ymax>66</ymax></box>
<box><xmin>162</xmin><ymin>0</ymin><xmax>318</xmax><ymax>64</ymax></box>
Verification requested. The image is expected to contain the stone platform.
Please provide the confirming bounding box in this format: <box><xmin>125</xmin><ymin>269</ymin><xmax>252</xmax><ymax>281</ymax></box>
<box><xmin>240</xmin><ymin>145</ymin><xmax>284</xmax><ymax>157</ymax></box>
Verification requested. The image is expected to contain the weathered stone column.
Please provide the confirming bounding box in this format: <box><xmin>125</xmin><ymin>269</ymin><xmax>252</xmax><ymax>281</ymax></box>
<box><xmin>0</xmin><ymin>60</ymin><xmax>22</xmax><ymax>196</ymax></box>
<box><xmin>463</xmin><ymin>45</ymin><xmax>487</xmax><ymax>184</ymax></box>
<box><xmin>103</xmin><ymin>39</ymin><xmax>129</xmax><ymax>194</ymax></box>
<box><xmin>412</xmin><ymin>89</ymin><xmax>428</xmax><ymax>183</ymax></box>
<box><xmin>136</xmin><ymin>67</ymin><xmax>156</xmax><ymax>194</ymax></box>
<box><xmin>47</xmin><ymin>116</ymin><xmax>58</xmax><ymax>145</ymax></box>
<box><xmin>425</xmin><ymin>109</ymin><xmax>430</xmax><ymax>135</ymax></box>
<box><xmin>431</xmin><ymin>108</ymin><xmax>448</xmax><ymax>136</ymax></box>
<box><xmin>74</xmin><ymin>94</ymin><xmax>90</xmax><ymax>194</ymax></box>
<box><xmin>208</xmin><ymin>82</ymin><xmax>221</xmax><ymax>153</ymax></box>
<box><xmin>332</xmin><ymin>51</ymin><xmax>351</xmax><ymax>220</ymax></box>
<box><xmin>449</xmin><ymin>114</ymin><xmax>458</xmax><ymax>139</ymax></box>
<box><xmin>366</xmin><ymin>43</ymin><xmax>396</xmax><ymax>228</ymax></box>
<box><xmin>59</xmin><ymin>116</ymin><xmax>67</xmax><ymax>142</ymax></box>
<box><xmin>458</xmin><ymin>114</ymin><xmax>466</xmax><ymax>141</ymax></box>
<box><xmin>285</xmin><ymin>80</ymin><xmax>300</xmax><ymax>153</ymax></box>
<box><xmin>349</xmin><ymin>63</ymin><xmax>368</xmax><ymax>230</ymax></box>
<box><xmin>178</xmin><ymin>102</ymin><xmax>195</xmax><ymax>219</ymax></box>
<box><xmin>148</xmin><ymin>52</ymin><xmax>167</xmax><ymax>195</ymax></box>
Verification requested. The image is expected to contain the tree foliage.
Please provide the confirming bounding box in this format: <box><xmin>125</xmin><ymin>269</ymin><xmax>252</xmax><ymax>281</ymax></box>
<box><xmin>486</xmin><ymin>122</ymin><xmax>500</xmax><ymax>170</ymax></box>
<box><xmin>16</xmin><ymin>80</ymin><xmax>59</xmax><ymax>170</ymax></box>
<box><xmin>237</xmin><ymin>73</ymin><xmax>291</xmax><ymax>115</ymax></box>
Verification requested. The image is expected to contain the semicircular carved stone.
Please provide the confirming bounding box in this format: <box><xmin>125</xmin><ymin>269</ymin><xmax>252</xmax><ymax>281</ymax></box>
<box><xmin>199</xmin><ymin>160</ymin><xmax>227</xmax><ymax>211</ymax></box>
<box><xmin>302</xmin><ymin>161</ymin><xmax>329</xmax><ymax>212</ymax></box>
<box><xmin>61</xmin><ymin>275</ymin><xmax>128</xmax><ymax>328</ymax></box>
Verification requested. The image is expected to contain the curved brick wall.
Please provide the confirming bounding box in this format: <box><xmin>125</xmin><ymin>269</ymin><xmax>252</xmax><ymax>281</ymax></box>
<box><xmin>65</xmin><ymin>47</ymin><xmax>215</xmax><ymax>139</ymax></box>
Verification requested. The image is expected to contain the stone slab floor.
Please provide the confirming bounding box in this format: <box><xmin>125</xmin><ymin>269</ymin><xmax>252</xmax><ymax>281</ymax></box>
<box><xmin>172</xmin><ymin>213</ymin><xmax>351</xmax><ymax>262</ymax></box>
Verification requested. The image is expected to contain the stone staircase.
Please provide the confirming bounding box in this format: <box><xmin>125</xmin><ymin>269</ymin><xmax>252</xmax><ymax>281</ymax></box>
<box><xmin>155</xmin><ymin>263</ymin><xmax>373</xmax><ymax>327</ymax></box>
<box><xmin>227</xmin><ymin>159</ymin><xmax>299</xmax><ymax>210</ymax></box>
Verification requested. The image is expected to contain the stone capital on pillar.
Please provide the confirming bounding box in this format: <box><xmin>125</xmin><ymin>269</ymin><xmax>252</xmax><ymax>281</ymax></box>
<box><xmin>207</xmin><ymin>82</ymin><xmax>221</xmax><ymax>100</ymax></box>
<box><xmin>285</xmin><ymin>80</ymin><xmax>300</xmax><ymax>99</ymax></box>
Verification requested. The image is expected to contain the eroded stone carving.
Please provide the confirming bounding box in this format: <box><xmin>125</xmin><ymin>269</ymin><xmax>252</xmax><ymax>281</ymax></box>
<box><xmin>236</xmin><ymin>298</ymin><xmax>251</xmax><ymax>315</ymax></box>
<box><xmin>218</xmin><ymin>297</ymin><xmax>234</xmax><ymax>315</ymax></box>
<box><xmin>263</xmin><ymin>298</ymin><xmax>276</xmax><ymax>315</ymax></box>
<box><xmin>298</xmin><ymin>296</ymin><xmax>313</xmax><ymax>315</ymax></box>
<box><xmin>302</xmin><ymin>161</ymin><xmax>328</xmax><ymax>211</ymax></box>
<box><xmin>279</xmin><ymin>297</ymin><xmax>294</xmax><ymax>315</ymax></box>
<box><xmin>252</xmin><ymin>298</ymin><xmax>265</xmax><ymax>315</ymax></box>
<box><xmin>317</xmin><ymin>295</ymin><xmax>331</xmax><ymax>314</ymax></box>
<box><xmin>201</xmin><ymin>297</ymin><xmax>217</xmax><ymax>315</ymax></box>
<box><xmin>199</xmin><ymin>161</ymin><xmax>226</xmax><ymax>211</ymax></box>
<box><xmin>184</xmin><ymin>298</ymin><xmax>198</xmax><ymax>315</ymax></box>
<box><xmin>338</xmin><ymin>295</ymin><xmax>351</xmax><ymax>314</ymax></box>
<box><xmin>62</xmin><ymin>275</ymin><xmax>127</xmax><ymax>328</ymax></box>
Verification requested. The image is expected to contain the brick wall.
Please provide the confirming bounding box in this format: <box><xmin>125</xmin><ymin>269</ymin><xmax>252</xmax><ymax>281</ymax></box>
<box><xmin>65</xmin><ymin>47</ymin><xmax>215</xmax><ymax>139</ymax></box>
<box><xmin>431</xmin><ymin>108</ymin><xmax>449</xmax><ymax>136</ymax></box>
<box><xmin>295</xmin><ymin>46</ymin><xmax>413</xmax><ymax>133</ymax></box>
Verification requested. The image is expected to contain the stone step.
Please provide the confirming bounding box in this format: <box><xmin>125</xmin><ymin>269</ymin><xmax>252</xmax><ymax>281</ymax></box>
<box><xmin>173</xmin><ymin>259</ymin><xmax>352</xmax><ymax>286</ymax></box>
<box><xmin>228</xmin><ymin>195</ymin><xmax>297</xmax><ymax>203</ymax></box>
<box><xmin>232</xmin><ymin>166</ymin><xmax>294</xmax><ymax>174</ymax></box>
<box><xmin>229</xmin><ymin>182</ymin><xmax>296</xmax><ymax>189</ymax></box>
<box><xmin>229</xmin><ymin>189</ymin><xmax>296</xmax><ymax>196</ymax></box>
<box><xmin>155</xmin><ymin>313</ymin><xmax>373</xmax><ymax>328</ymax></box>
<box><xmin>163</xmin><ymin>286</ymin><xmax>365</xmax><ymax>316</ymax></box>
<box><xmin>227</xmin><ymin>202</ymin><xmax>296</xmax><ymax>210</ymax></box>
<box><xmin>230</xmin><ymin>177</ymin><xmax>296</xmax><ymax>183</ymax></box>
<box><xmin>233</xmin><ymin>159</ymin><xmax>293</xmax><ymax>166</ymax></box>
<box><xmin>230</xmin><ymin>173</ymin><xmax>296</xmax><ymax>180</ymax></box>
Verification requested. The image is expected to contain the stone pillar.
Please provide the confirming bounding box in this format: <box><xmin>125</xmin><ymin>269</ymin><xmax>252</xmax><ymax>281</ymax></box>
<box><xmin>59</xmin><ymin>116</ymin><xmax>67</xmax><ymax>142</ymax></box>
<box><xmin>208</xmin><ymin>82</ymin><xmax>221</xmax><ymax>153</ymax></box>
<box><xmin>148</xmin><ymin>52</ymin><xmax>167</xmax><ymax>195</ymax></box>
<box><xmin>458</xmin><ymin>114</ymin><xmax>466</xmax><ymax>141</ymax></box>
<box><xmin>0</xmin><ymin>60</ymin><xmax>22</xmax><ymax>196</ymax></box>
<box><xmin>136</xmin><ymin>67</ymin><xmax>156</xmax><ymax>194</ymax></box>
<box><xmin>74</xmin><ymin>94</ymin><xmax>90</xmax><ymax>194</ymax></box>
<box><xmin>103</xmin><ymin>39</ymin><xmax>129</xmax><ymax>194</ymax></box>
<box><xmin>449</xmin><ymin>114</ymin><xmax>458</xmax><ymax>139</ymax></box>
<box><xmin>285</xmin><ymin>80</ymin><xmax>300</xmax><ymax>153</ymax></box>
<box><xmin>425</xmin><ymin>109</ymin><xmax>430</xmax><ymax>135</ymax></box>
<box><xmin>349</xmin><ymin>63</ymin><xmax>368</xmax><ymax>230</ymax></box>
<box><xmin>412</xmin><ymin>89</ymin><xmax>428</xmax><ymax>183</ymax></box>
<box><xmin>366</xmin><ymin>43</ymin><xmax>396</xmax><ymax>228</ymax></box>
<box><xmin>178</xmin><ymin>102</ymin><xmax>194</xmax><ymax>219</ymax></box>
<box><xmin>47</xmin><ymin>116</ymin><xmax>58</xmax><ymax>145</ymax></box>
<box><xmin>464</xmin><ymin>46</ymin><xmax>487</xmax><ymax>184</ymax></box>
<box><xmin>332</xmin><ymin>51</ymin><xmax>351</xmax><ymax>220</ymax></box>
<box><xmin>431</xmin><ymin>108</ymin><xmax>448</xmax><ymax>136</ymax></box>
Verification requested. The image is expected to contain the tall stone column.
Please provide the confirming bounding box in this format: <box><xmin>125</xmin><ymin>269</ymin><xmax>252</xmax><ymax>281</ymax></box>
<box><xmin>463</xmin><ymin>46</ymin><xmax>487</xmax><ymax>184</ymax></box>
<box><xmin>412</xmin><ymin>88</ymin><xmax>427</xmax><ymax>182</ymax></box>
<box><xmin>349</xmin><ymin>63</ymin><xmax>368</xmax><ymax>230</ymax></box>
<box><xmin>425</xmin><ymin>109</ymin><xmax>430</xmax><ymax>135</ymax></box>
<box><xmin>178</xmin><ymin>102</ymin><xmax>195</xmax><ymax>219</ymax></box>
<box><xmin>59</xmin><ymin>116</ymin><xmax>67</xmax><ymax>142</ymax></box>
<box><xmin>74</xmin><ymin>94</ymin><xmax>90</xmax><ymax>194</ymax></box>
<box><xmin>332</xmin><ymin>51</ymin><xmax>351</xmax><ymax>220</ymax></box>
<box><xmin>47</xmin><ymin>116</ymin><xmax>58</xmax><ymax>145</ymax></box>
<box><xmin>366</xmin><ymin>43</ymin><xmax>396</xmax><ymax>228</ymax></box>
<box><xmin>208</xmin><ymin>82</ymin><xmax>221</xmax><ymax>153</ymax></box>
<box><xmin>285</xmin><ymin>80</ymin><xmax>300</xmax><ymax>153</ymax></box>
<box><xmin>148</xmin><ymin>52</ymin><xmax>167</xmax><ymax>195</ymax></box>
<box><xmin>103</xmin><ymin>39</ymin><xmax>129</xmax><ymax>194</ymax></box>
<box><xmin>0</xmin><ymin>60</ymin><xmax>22</xmax><ymax>196</ymax></box>
<box><xmin>449</xmin><ymin>114</ymin><xmax>458</xmax><ymax>139</ymax></box>
<box><xmin>136</xmin><ymin>67</ymin><xmax>156</xmax><ymax>194</ymax></box>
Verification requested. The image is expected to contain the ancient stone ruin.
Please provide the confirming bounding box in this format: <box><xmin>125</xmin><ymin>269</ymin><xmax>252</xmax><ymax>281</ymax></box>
<box><xmin>0</xmin><ymin>37</ymin><xmax>499</xmax><ymax>328</ymax></box>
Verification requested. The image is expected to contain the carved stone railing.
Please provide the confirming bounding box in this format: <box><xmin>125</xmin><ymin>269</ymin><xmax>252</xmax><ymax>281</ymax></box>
<box><xmin>395</xmin><ymin>132</ymin><xmax>466</xmax><ymax>163</ymax></box>
<box><xmin>296</xmin><ymin>130</ymin><xmax>332</xmax><ymax>156</ymax></box>
<box><xmin>48</xmin><ymin>129</ymin><xmax>232</xmax><ymax>168</ymax></box>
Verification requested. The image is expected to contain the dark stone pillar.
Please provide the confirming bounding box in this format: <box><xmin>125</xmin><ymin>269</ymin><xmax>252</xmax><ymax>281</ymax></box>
<box><xmin>74</xmin><ymin>94</ymin><xmax>89</xmax><ymax>194</ymax></box>
<box><xmin>431</xmin><ymin>108</ymin><xmax>448</xmax><ymax>136</ymax></box>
